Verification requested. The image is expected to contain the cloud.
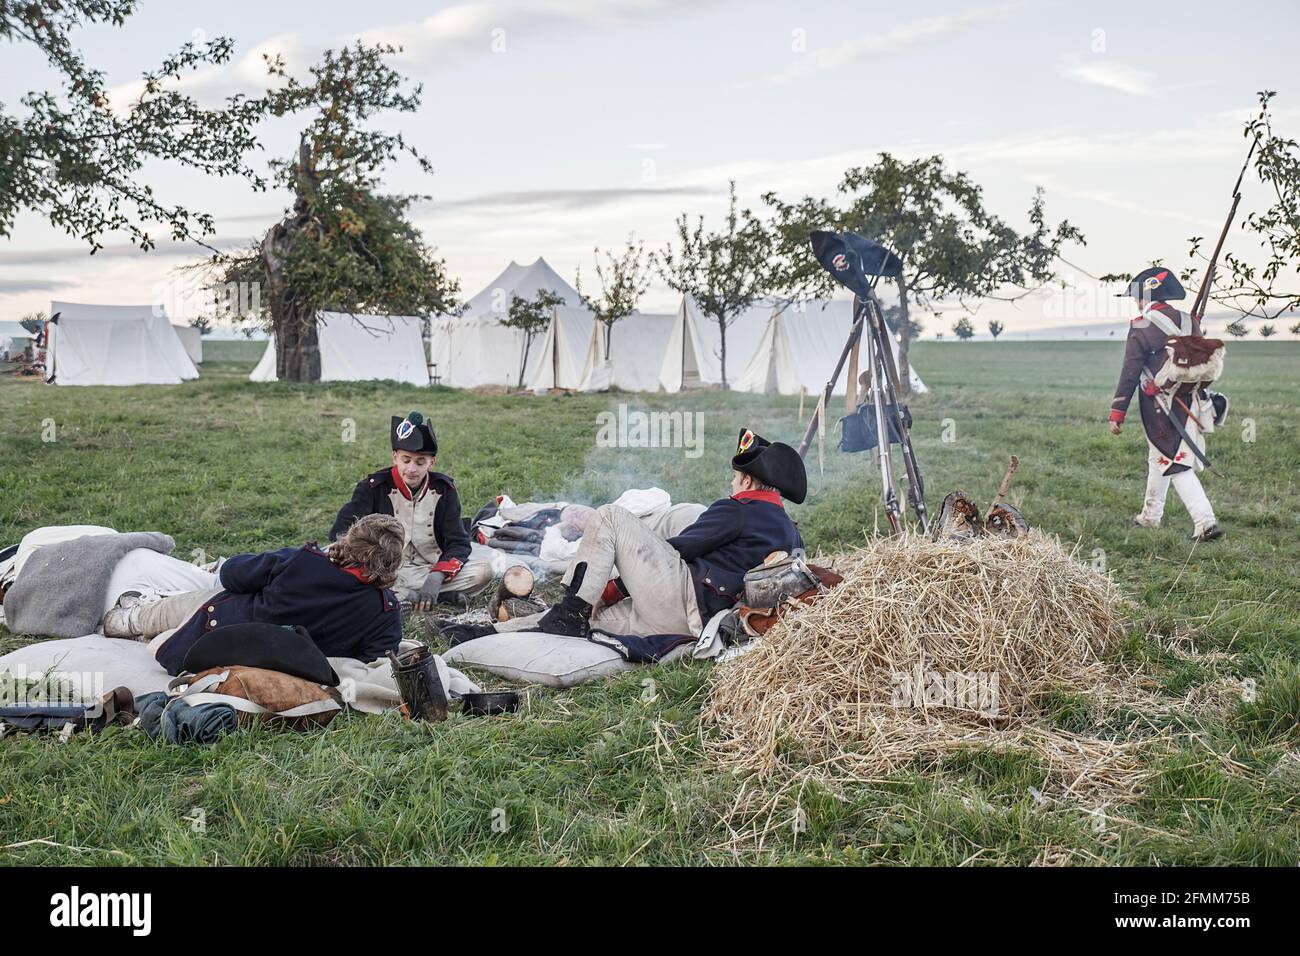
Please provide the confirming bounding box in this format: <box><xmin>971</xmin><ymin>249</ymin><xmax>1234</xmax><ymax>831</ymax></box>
<box><xmin>768</xmin><ymin>2</ymin><xmax>1024</xmax><ymax>86</ymax></box>
<box><xmin>1065</xmin><ymin>60</ymin><xmax>1156</xmax><ymax>96</ymax></box>
<box><xmin>0</xmin><ymin>278</ymin><xmax>66</xmax><ymax>293</ymax></box>
<box><xmin>425</xmin><ymin>184</ymin><xmax>716</xmax><ymax>213</ymax></box>
<box><xmin>0</xmin><ymin>238</ymin><xmax>248</xmax><ymax>267</ymax></box>
<box><xmin>361</xmin><ymin>0</ymin><xmax>708</xmax><ymax>65</ymax></box>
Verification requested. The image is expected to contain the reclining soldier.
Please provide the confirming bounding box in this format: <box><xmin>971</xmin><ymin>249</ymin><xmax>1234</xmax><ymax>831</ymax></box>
<box><xmin>331</xmin><ymin>412</ymin><xmax>493</xmax><ymax>610</ymax></box>
<box><xmin>102</xmin><ymin>514</ymin><xmax>407</xmax><ymax>674</ymax></box>
<box><xmin>446</xmin><ymin>428</ymin><xmax>806</xmax><ymax>643</ymax></box>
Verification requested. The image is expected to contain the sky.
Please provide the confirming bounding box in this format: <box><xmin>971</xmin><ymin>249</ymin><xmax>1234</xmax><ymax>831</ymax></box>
<box><xmin>1</xmin><ymin>0</ymin><xmax>1296</xmax><ymax>337</ymax></box>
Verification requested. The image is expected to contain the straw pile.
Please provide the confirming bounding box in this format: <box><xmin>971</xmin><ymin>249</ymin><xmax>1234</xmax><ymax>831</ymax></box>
<box><xmin>704</xmin><ymin>531</ymin><xmax>1158</xmax><ymax>795</ymax></box>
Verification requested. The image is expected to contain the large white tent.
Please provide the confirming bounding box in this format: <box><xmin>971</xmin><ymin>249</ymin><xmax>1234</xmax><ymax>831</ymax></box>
<box><xmin>733</xmin><ymin>300</ymin><xmax>927</xmax><ymax>396</ymax></box>
<box><xmin>431</xmin><ymin>258</ymin><xmax>583</xmax><ymax>388</ymax></box>
<box><xmin>527</xmin><ymin>305</ymin><xmax>593</xmax><ymax>391</ymax></box>
<box><xmin>656</xmin><ymin>297</ymin><xmax>774</xmax><ymax>392</ymax></box>
<box><xmin>173</xmin><ymin>324</ymin><xmax>203</xmax><ymax>364</ymax></box>
<box><xmin>250</xmin><ymin>312</ymin><xmax>429</xmax><ymax>384</ymax></box>
<box><xmin>46</xmin><ymin>317</ymin><xmax>185</xmax><ymax>385</ymax></box>
<box><xmin>579</xmin><ymin>313</ymin><xmax>677</xmax><ymax>392</ymax></box>
<box><xmin>50</xmin><ymin>301</ymin><xmax>199</xmax><ymax>382</ymax></box>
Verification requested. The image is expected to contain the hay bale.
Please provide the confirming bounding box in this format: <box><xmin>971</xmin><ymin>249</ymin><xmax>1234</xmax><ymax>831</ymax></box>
<box><xmin>704</xmin><ymin>531</ymin><xmax>1148</xmax><ymax>793</ymax></box>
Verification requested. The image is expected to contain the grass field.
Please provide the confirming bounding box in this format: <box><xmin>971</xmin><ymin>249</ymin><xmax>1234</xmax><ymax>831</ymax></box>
<box><xmin>1</xmin><ymin>338</ymin><xmax>1297</xmax><ymax>865</ymax></box>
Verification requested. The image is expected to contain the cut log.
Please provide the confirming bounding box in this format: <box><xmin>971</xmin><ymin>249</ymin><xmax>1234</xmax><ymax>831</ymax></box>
<box><xmin>490</xmin><ymin>566</ymin><xmax>538</xmax><ymax>622</ymax></box>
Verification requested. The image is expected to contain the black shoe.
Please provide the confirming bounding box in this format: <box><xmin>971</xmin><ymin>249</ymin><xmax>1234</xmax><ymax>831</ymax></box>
<box><xmin>1192</xmin><ymin>524</ymin><xmax>1224</xmax><ymax>543</ymax></box>
<box><xmin>432</xmin><ymin>620</ymin><xmax>497</xmax><ymax>647</ymax></box>
<box><xmin>537</xmin><ymin>594</ymin><xmax>592</xmax><ymax>638</ymax></box>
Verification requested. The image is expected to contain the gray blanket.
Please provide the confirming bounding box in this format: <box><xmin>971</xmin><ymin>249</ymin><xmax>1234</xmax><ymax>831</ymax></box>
<box><xmin>2</xmin><ymin>532</ymin><xmax>175</xmax><ymax>638</ymax></box>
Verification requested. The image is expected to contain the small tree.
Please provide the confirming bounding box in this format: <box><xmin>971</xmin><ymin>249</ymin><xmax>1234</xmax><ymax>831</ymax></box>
<box><xmin>189</xmin><ymin>316</ymin><xmax>213</xmax><ymax>335</ymax></box>
<box><xmin>764</xmin><ymin>155</ymin><xmax>1082</xmax><ymax>393</ymax></box>
<box><xmin>882</xmin><ymin>304</ymin><xmax>923</xmax><ymax>340</ymax></box>
<box><xmin>1259</xmin><ymin>323</ymin><xmax>1277</xmax><ymax>338</ymax></box>
<box><xmin>1186</xmin><ymin>91</ymin><xmax>1299</xmax><ymax>319</ymax></box>
<box><xmin>1224</xmin><ymin>319</ymin><xmax>1249</xmax><ymax>337</ymax></box>
<box><xmin>576</xmin><ymin>237</ymin><xmax>653</xmax><ymax>362</ymax></box>
<box><xmin>1289</xmin><ymin>320</ymin><xmax>1300</xmax><ymax>337</ymax></box>
<box><xmin>659</xmin><ymin>181</ymin><xmax>770</xmax><ymax>388</ymax></box>
<box><xmin>501</xmin><ymin>289</ymin><xmax>564</xmax><ymax>388</ymax></box>
<box><xmin>952</xmin><ymin>317</ymin><xmax>975</xmax><ymax>340</ymax></box>
<box><xmin>988</xmin><ymin>319</ymin><xmax>1005</xmax><ymax>340</ymax></box>
<box><xmin>19</xmin><ymin>312</ymin><xmax>45</xmax><ymax>335</ymax></box>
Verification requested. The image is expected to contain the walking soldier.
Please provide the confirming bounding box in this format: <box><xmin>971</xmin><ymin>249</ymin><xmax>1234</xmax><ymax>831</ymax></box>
<box><xmin>1109</xmin><ymin>267</ymin><xmax>1225</xmax><ymax>542</ymax></box>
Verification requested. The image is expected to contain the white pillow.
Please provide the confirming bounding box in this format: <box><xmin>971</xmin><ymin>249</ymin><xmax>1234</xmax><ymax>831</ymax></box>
<box><xmin>443</xmin><ymin>632</ymin><xmax>634</xmax><ymax>688</ymax></box>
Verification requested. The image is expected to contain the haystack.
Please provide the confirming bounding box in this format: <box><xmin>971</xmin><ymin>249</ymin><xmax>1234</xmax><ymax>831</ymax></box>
<box><xmin>704</xmin><ymin>532</ymin><xmax>1156</xmax><ymax>796</ymax></box>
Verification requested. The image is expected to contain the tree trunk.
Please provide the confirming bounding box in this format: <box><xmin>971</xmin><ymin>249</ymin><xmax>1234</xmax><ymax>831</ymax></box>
<box><xmin>719</xmin><ymin>313</ymin><xmax>728</xmax><ymax>390</ymax></box>
<box><xmin>896</xmin><ymin>274</ymin><xmax>912</xmax><ymax>396</ymax></box>
<box><xmin>603</xmin><ymin>320</ymin><xmax>612</xmax><ymax>361</ymax></box>
<box><xmin>517</xmin><ymin>332</ymin><xmax>533</xmax><ymax>389</ymax></box>
<box><xmin>274</xmin><ymin>302</ymin><xmax>321</xmax><ymax>382</ymax></box>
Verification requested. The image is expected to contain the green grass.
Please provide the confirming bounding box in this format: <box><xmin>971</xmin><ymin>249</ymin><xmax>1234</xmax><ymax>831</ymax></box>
<box><xmin>1</xmin><ymin>339</ymin><xmax>1297</xmax><ymax>865</ymax></box>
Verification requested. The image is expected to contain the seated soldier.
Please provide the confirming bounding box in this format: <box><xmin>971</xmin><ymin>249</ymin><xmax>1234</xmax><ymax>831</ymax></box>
<box><xmin>450</xmin><ymin>428</ymin><xmax>806</xmax><ymax>642</ymax></box>
<box><xmin>101</xmin><ymin>514</ymin><xmax>407</xmax><ymax>675</ymax></box>
<box><xmin>330</xmin><ymin>412</ymin><xmax>493</xmax><ymax>611</ymax></box>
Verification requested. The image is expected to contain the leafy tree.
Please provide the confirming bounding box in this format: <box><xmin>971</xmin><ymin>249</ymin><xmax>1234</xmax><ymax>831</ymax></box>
<box><xmin>1224</xmin><ymin>318</ymin><xmax>1249</xmax><ymax>338</ymax></box>
<box><xmin>764</xmin><ymin>154</ymin><xmax>1082</xmax><ymax>393</ymax></box>
<box><xmin>1186</xmin><ymin>91</ymin><xmax>1300</xmax><ymax>319</ymax></box>
<box><xmin>211</xmin><ymin>44</ymin><xmax>459</xmax><ymax>380</ymax></box>
<box><xmin>576</xmin><ymin>237</ymin><xmax>653</xmax><ymax>362</ymax></box>
<box><xmin>1289</xmin><ymin>320</ymin><xmax>1300</xmax><ymax>337</ymax></box>
<box><xmin>1</xmin><ymin>2</ymin><xmax>268</xmax><ymax>252</ymax></box>
<box><xmin>1258</xmin><ymin>323</ymin><xmax>1276</xmax><ymax>338</ymax></box>
<box><xmin>659</xmin><ymin>181</ymin><xmax>770</xmax><ymax>388</ymax></box>
<box><xmin>882</xmin><ymin>304</ymin><xmax>923</xmax><ymax>340</ymax></box>
<box><xmin>952</xmin><ymin>316</ymin><xmax>975</xmax><ymax>340</ymax></box>
<box><xmin>988</xmin><ymin>319</ymin><xmax>1005</xmax><ymax>340</ymax></box>
<box><xmin>501</xmin><ymin>289</ymin><xmax>565</xmax><ymax>388</ymax></box>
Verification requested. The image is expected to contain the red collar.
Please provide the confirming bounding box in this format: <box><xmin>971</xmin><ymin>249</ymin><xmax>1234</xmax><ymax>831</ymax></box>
<box><xmin>732</xmin><ymin>489</ymin><xmax>783</xmax><ymax>506</ymax></box>
<box><xmin>335</xmin><ymin>562</ymin><xmax>374</xmax><ymax>585</ymax></box>
<box><xmin>391</xmin><ymin>466</ymin><xmax>429</xmax><ymax>501</ymax></box>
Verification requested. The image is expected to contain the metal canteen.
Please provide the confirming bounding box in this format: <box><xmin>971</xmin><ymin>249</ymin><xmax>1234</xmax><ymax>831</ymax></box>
<box><xmin>743</xmin><ymin>549</ymin><xmax>821</xmax><ymax>609</ymax></box>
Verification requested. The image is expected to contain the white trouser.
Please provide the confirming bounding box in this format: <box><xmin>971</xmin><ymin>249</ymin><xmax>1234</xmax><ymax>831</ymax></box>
<box><xmin>497</xmin><ymin>504</ymin><xmax>704</xmax><ymax>638</ymax></box>
<box><xmin>1139</xmin><ymin>461</ymin><xmax>1216</xmax><ymax>534</ymax></box>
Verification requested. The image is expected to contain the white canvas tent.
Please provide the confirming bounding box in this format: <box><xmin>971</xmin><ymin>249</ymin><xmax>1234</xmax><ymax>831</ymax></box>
<box><xmin>46</xmin><ymin>317</ymin><xmax>186</xmax><ymax>385</ymax></box>
<box><xmin>173</xmin><ymin>324</ymin><xmax>203</xmax><ymax>364</ymax></box>
<box><xmin>656</xmin><ymin>296</ymin><xmax>774</xmax><ymax>392</ymax></box>
<box><xmin>250</xmin><ymin>312</ymin><xmax>429</xmax><ymax>384</ymax></box>
<box><xmin>579</xmin><ymin>313</ymin><xmax>677</xmax><ymax>392</ymax></box>
<box><xmin>732</xmin><ymin>300</ymin><xmax>928</xmax><ymax>395</ymax></box>
<box><xmin>527</xmin><ymin>306</ymin><xmax>593</xmax><ymax>391</ymax></box>
<box><xmin>430</xmin><ymin>258</ymin><xmax>583</xmax><ymax>388</ymax></box>
<box><xmin>50</xmin><ymin>301</ymin><xmax>198</xmax><ymax>382</ymax></box>
<box><xmin>0</xmin><ymin>321</ymin><xmax>31</xmax><ymax>358</ymax></box>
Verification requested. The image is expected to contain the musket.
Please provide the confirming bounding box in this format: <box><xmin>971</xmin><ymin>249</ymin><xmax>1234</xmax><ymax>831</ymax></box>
<box><xmin>1190</xmin><ymin>135</ymin><xmax>1259</xmax><ymax>320</ymax></box>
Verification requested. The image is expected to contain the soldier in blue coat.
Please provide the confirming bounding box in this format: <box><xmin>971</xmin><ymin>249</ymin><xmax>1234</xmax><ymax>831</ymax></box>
<box><xmin>102</xmin><ymin>514</ymin><xmax>407</xmax><ymax>675</ymax></box>
<box><xmin>474</xmin><ymin>428</ymin><xmax>806</xmax><ymax>641</ymax></box>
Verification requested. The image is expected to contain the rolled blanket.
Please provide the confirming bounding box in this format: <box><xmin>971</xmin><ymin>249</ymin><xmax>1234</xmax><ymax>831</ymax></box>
<box><xmin>2</xmin><ymin>531</ymin><xmax>175</xmax><ymax>638</ymax></box>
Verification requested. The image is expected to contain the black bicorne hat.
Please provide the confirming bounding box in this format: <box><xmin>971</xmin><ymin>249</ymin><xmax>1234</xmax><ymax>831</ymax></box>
<box><xmin>1116</xmin><ymin>266</ymin><xmax>1186</xmax><ymax>302</ymax></box>
<box><xmin>391</xmin><ymin>411</ymin><xmax>437</xmax><ymax>455</ymax></box>
<box><xmin>731</xmin><ymin>428</ymin><xmax>808</xmax><ymax>504</ymax></box>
